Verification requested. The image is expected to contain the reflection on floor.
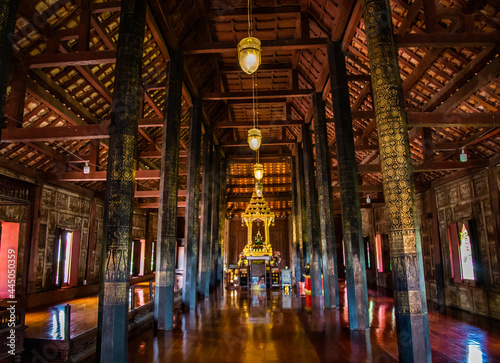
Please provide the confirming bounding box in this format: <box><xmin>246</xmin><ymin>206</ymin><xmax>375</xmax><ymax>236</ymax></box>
<box><xmin>127</xmin><ymin>281</ymin><xmax>500</xmax><ymax>363</ymax></box>
<box><xmin>25</xmin><ymin>282</ymin><xmax>154</xmax><ymax>339</ymax></box>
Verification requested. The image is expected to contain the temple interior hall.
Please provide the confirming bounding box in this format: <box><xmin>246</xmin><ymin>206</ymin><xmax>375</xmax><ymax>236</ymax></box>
<box><xmin>0</xmin><ymin>0</ymin><xmax>499</xmax><ymax>362</ymax></box>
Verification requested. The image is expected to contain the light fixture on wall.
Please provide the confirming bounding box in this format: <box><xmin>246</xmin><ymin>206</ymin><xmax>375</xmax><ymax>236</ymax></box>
<box><xmin>237</xmin><ymin>0</ymin><xmax>261</xmax><ymax>74</ymax></box>
<box><xmin>83</xmin><ymin>162</ymin><xmax>90</xmax><ymax>174</ymax></box>
<box><xmin>460</xmin><ymin>148</ymin><xmax>468</xmax><ymax>162</ymax></box>
<box><xmin>366</xmin><ymin>194</ymin><xmax>371</xmax><ymax>204</ymax></box>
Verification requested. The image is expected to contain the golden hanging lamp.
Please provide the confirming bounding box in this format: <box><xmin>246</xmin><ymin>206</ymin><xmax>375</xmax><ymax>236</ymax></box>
<box><xmin>238</xmin><ymin>37</ymin><xmax>261</xmax><ymax>75</ymax></box>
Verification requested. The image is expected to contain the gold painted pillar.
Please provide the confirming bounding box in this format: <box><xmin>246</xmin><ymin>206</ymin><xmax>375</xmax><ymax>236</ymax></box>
<box><xmin>264</xmin><ymin>219</ymin><xmax>271</xmax><ymax>246</ymax></box>
<box><xmin>96</xmin><ymin>0</ymin><xmax>146</xmax><ymax>361</ymax></box>
<box><xmin>246</xmin><ymin>219</ymin><xmax>253</xmax><ymax>247</ymax></box>
<box><xmin>362</xmin><ymin>0</ymin><xmax>432</xmax><ymax>361</ymax></box>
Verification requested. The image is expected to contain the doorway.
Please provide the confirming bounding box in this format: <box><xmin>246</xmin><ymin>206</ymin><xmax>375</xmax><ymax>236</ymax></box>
<box><xmin>55</xmin><ymin>229</ymin><xmax>80</xmax><ymax>288</ymax></box>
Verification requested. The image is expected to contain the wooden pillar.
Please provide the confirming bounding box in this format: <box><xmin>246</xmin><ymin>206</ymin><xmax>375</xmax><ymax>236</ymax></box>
<box><xmin>3</xmin><ymin>61</ymin><xmax>27</xmax><ymax>129</ymax></box>
<box><xmin>0</xmin><ymin>0</ymin><xmax>19</xmax><ymax>136</ymax></box>
<box><xmin>143</xmin><ymin>211</ymin><xmax>152</xmax><ymax>275</ymax></box>
<box><xmin>295</xmin><ymin>143</ymin><xmax>309</xmax><ymax>269</ymax></box>
<box><xmin>96</xmin><ymin>1</ymin><xmax>146</xmax><ymax>361</ymax></box>
<box><xmin>182</xmin><ymin>98</ymin><xmax>203</xmax><ymax>309</ymax></box>
<box><xmin>487</xmin><ymin>167</ymin><xmax>500</xmax><ymax>280</ymax></box>
<box><xmin>198</xmin><ymin>131</ymin><xmax>213</xmax><ymax>296</ymax></box>
<box><xmin>210</xmin><ymin>147</ymin><xmax>221</xmax><ymax>289</ymax></box>
<box><xmin>327</xmin><ymin>42</ymin><xmax>369</xmax><ymax>327</ymax></box>
<box><xmin>154</xmin><ymin>48</ymin><xmax>184</xmax><ymax>330</ymax></box>
<box><xmin>428</xmin><ymin>187</ymin><xmax>445</xmax><ymax>307</ymax></box>
<box><xmin>362</xmin><ymin>0</ymin><xmax>432</xmax><ymax>360</ymax></box>
<box><xmin>27</xmin><ymin>182</ymin><xmax>42</xmax><ymax>294</ymax></box>
<box><xmin>290</xmin><ymin>156</ymin><xmax>302</xmax><ymax>285</ymax></box>
<box><xmin>301</xmin><ymin>125</ymin><xmax>322</xmax><ymax>297</ymax></box>
<box><xmin>86</xmin><ymin>197</ymin><xmax>97</xmax><ymax>284</ymax></box>
<box><xmin>312</xmin><ymin>92</ymin><xmax>340</xmax><ymax>309</ymax></box>
<box><xmin>217</xmin><ymin>161</ymin><xmax>228</xmax><ymax>282</ymax></box>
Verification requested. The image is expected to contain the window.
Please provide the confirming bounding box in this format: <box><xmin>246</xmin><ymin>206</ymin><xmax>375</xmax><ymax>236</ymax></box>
<box><xmin>375</xmin><ymin>234</ymin><xmax>390</xmax><ymax>273</ymax></box>
<box><xmin>364</xmin><ymin>236</ymin><xmax>371</xmax><ymax>269</ymax></box>
<box><xmin>130</xmin><ymin>239</ymin><xmax>146</xmax><ymax>276</ymax></box>
<box><xmin>459</xmin><ymin>224</ymin><xmax>475</xmax><ymax>281</ymax></box>
<box><xmin>130</xmin><ymin>240</ymin><xmax>135</xmax><ymax>275</ymax></box>
<box><xmin>55</xmin><ymin>230</ymin><xmax>80</xmax><ymax>287</ymax></box>
<box><xmin>151</xmin><ymin>241</ymin><xmax>156</xmax><ymax>272</ymax></box>
<box><xmin>448</xmin><ymin>221</ymin><xmax>477</xmax><ymax>283</ymax></box>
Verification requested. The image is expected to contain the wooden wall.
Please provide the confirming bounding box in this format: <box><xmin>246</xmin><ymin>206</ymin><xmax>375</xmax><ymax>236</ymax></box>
<box><xmin>361</xmin><ymin>165</ymin><xmax>500</xmax><ymax>319</ymax></box>
<box><xmin>227</xmin><ymin>218</ymin><xmax>290</xmax><ymax>268</ymax></box>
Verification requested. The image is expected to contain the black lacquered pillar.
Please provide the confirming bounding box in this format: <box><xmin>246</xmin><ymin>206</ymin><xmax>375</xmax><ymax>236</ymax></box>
<box><xmin>362</xmin><ymin>0</ymin><xmax>432</xmax><ymax>360</ymax></box>
<box><xmin>210</xmin><ymin>147</ymin><xmax>221</xmax><ymax>289</ymax></box>
<box><xmin>327</xmin><ymin>42</ymin><xmax>369</xmax><ymax>328</ymax></box>
<box><xmin>295</xmin><ymin>143</ymin><xmax>309</xmax><ymax>269</ymax></box>
<box><xmin>301</xmin><ymin>125</ymin><xmax>322</xmax><ymax>297</ymax></box>
<box><xmin>154</xmin><ymin>49</ymin><xmax>183</xmax><ymax>330</ymax></box>
<box><xmin>96</xmin><ymin>1</ymin><xmax>146</xmax><ymax>361</ymax></box>
<box><xmin>198</xmin><ymin>131</ymin><xmax>213</xmax><ymax>296</ymax></box>
<box><xmin>0</xmin><ymin>0</ymin><xmax>19</xmax><ymax>136</ymax></box>
<box><xmin>312</xmin><ymin>92</ymin><xmax>339</xmax><ymax>309</ymax></box>
<box><xmin>182</xmin><ymin>98</ymin><xmax>203</xmax><ymax>310</ymax></box>
<box><xmin>217</xmin><ymin>161</ymin><xmax>228</xmax><ymax>283</ymax></box>
<box><xmin>290</xmin><ymin>156</ymin><xmax>302</xmax><ymax>284</ymax></box>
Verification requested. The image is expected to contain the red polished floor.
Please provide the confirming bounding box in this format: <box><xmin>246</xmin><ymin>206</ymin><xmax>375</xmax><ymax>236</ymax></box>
<box><xmin>127</xmin><ymin>281</ymin><xmax>500</xmax><ymax>363</ymax></box>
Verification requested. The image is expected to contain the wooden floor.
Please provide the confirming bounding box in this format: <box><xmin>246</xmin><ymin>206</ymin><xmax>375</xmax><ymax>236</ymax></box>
<box><xmin>127</xmin><ymin>281</ymin><xmax>500</xmax><ymax>363</ymax></box>
<box><xmin>25</xmin><ymin>282</ymin><xmax>154</xmax><ymax>339</ymax></box>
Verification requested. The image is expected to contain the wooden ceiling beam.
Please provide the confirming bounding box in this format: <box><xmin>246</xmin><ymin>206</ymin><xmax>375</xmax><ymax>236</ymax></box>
<box><xmin>43</xmin><ymin>168</ymin><xmax>188</xmax><ymax>182</ymax></box>
<box><xmin>221</xmin><ymin>138</ymin><xmax>297</xmax><ymax>147</ymax></box>
<box><xmin>226</xmin><ymin>154</ymin><xmax>291</xmax><ymax>163</ymax></box>
<box><xmin>135</xmin><ymin>190</ymin><xmax>186</xmax><ymax>198</ymax></box>
<box><xmin>26</xmin><ymin>50</ymin><xmax>116</xmax><ymax>68</ymax></box>
<box><xmin>355</xmin><ymin>159</ymin><xmax>490</xmax><ymax>174</ymax></box>
<box><xmin>202</xmin><ymin>89</ymin><xmax>314</xmax><ymax>100</ymax></box>
<box><xmin>227</xmin><ymin>193</ymin><xmax>291</xmax><ymax>202</ymax></box>
<box><xmin>207</xmin><ymin>5</ymin><xmax>301</xmax><ymax>19</ymax></box>
<box><xmin>183</xmin><ymin>37</ymin><xmax>329</xmax><ymax>55</ymax></box>
<box><xmin>221</xmin><ymin>63</ymin><xmax>293</xmax><ymax>73</ymax></box>
<box><xmin>227</xmin><ymin>98</ymin><xmax>287</xmax><ymax>105</ymax></box>
<box><xmin>395</xmin><ymin>32</ymin><xmax>500</xmax><ymax>48</ymax></box>
<box><xmin>89</xmin><ymin>1</ymin><xmax>121</xmax><ymax>13</ymax></box>
<box><xmin>435</xmin><ymin>57</ymin><xmax>500</xmax><ymax>113</ymax></box>
<box><xmin>1</xmin><ymin>123</ymin><xmax>110</xmax><ymax>143</ymax></box>
<box><xmin>215</xmin><ymin>120</ymin><xmax>304</xmax><ymax>128</ymax></box>
<box><xmin>7</xmin><ymin>111</ymin><xmax>496</xmax><ymax>144</ymax></box>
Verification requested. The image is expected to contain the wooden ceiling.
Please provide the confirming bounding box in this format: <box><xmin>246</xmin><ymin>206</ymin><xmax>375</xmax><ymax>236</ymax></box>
<box><xmin>1</xmin><ymin>0</ymin><xmax>499</xmax><ymax>217</ymax></box>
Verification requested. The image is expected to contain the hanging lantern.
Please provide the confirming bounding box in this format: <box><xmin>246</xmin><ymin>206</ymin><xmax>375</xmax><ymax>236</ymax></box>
<box><xmin>460</xmin><ymin>148</ymin><xmax>468</xmax><ymax>162</ymax></box>
<box><xmin>238</xmin><ymin>37</ymin><xmax>261</xmax><ymax>75</ymax></box>
<box><xmin>255</xmin><ymin>181</ymin><xmax>263</xmax><ymax>197</ymax></box>
<box><xmin>254</xmin><ymin>163</ymin><xmax>264</xmax><ymax>180</ymax></box>
<box><xmin>247</xmin><ymin>128</ymin><xmax>262</xmax><ymax>151</ymax></box>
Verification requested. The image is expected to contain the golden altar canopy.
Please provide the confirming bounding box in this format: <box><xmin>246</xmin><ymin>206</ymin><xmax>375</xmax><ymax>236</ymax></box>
<box><xmin>241</xmin><ymin>192</ymin><xmax>275</xmax><ymax>258</ymax></box>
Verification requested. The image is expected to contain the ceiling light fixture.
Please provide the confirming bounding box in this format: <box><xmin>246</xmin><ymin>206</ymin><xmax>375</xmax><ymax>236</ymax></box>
<box><xmin>254</xmin><ymin>161</ymin><xmax>264</xmax><ymax>181</ymax></box>
<box><xmin>238</xmin><ymin>0</ymin><xmax>261</xmax><ymax>75</ymax></box>
<box><xmin>255</xmin><ymin>180</ymin><xmax>263</xmax><ymax>197</ymax></box>
<box><xmin>83</xmin><ymin>162</ymin><xmax>90</xmax><ymax>174</ymax></box>
<box><xmin>460</xmin><ymin>148</ymin><xmax>467</xmax><ymax>162</ymax></box>
<box><xmin>366</xmin><ymin>194</ymin><xmax>371</xmax><ymax>204</ymax></box>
